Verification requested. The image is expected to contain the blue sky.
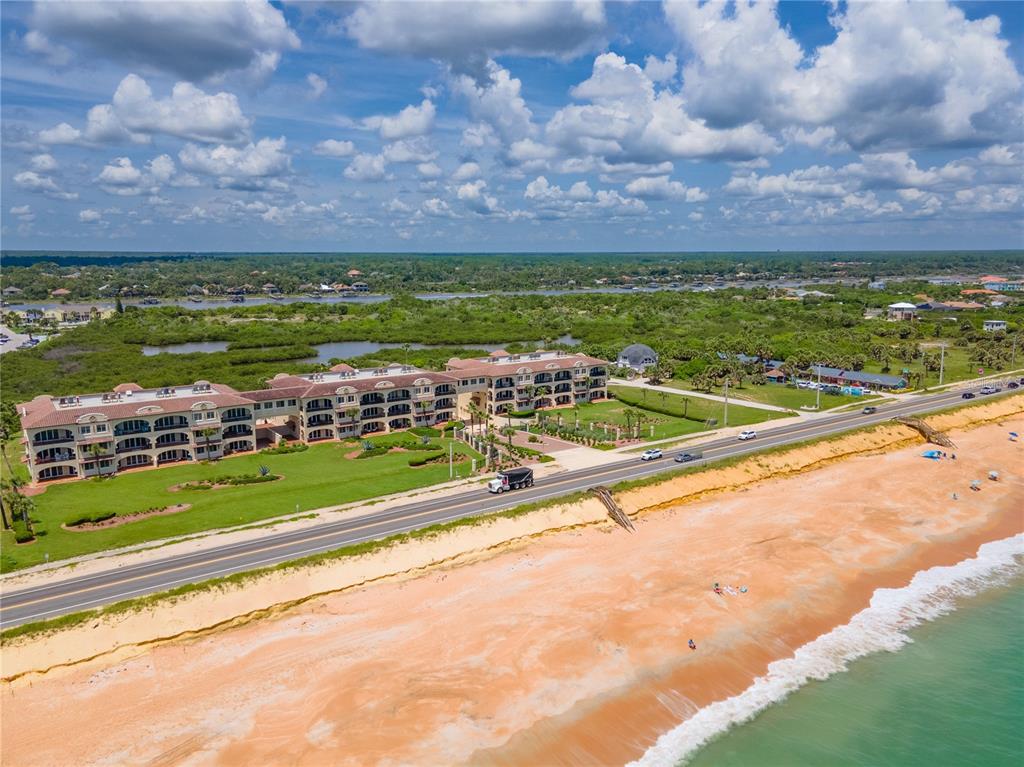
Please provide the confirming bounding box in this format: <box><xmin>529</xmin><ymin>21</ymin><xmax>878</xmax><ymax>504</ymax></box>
<box><xmin>2</xmin><ymin>0</ymin><xmax>1022</xmax><ymax>252</ymax></box>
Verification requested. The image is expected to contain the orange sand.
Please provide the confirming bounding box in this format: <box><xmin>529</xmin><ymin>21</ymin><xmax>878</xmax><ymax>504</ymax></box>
<box><xmin>1</xmin><ymin>418</ymin><xmax>1022</xmax><ymax>766</ymax></box>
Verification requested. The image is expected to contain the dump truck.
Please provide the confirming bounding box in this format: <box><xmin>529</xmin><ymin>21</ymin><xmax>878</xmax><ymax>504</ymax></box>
<box><xmin>487</xmin><ymin>467</ymin><xmax>534</xmax><ymax>493</ymax></box>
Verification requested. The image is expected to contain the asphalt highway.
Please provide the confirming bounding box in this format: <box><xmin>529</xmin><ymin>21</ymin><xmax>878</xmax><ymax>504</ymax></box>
<box><xmin>0</xmin><ymin>386</ymin><xmax>1010</xmax><ymax>628</ymax></box>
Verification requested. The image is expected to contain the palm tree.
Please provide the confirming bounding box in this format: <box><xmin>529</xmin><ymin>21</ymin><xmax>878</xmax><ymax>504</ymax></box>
<box><xmin>199</xmin><ymin>427</ymin><xmax>219</xmax><ymax>460</ymax></box>
<box><xmin>535</xmin><ymin>385</ymin><xmax>550</xmax><ymax>409</ymax></box>
<box><xmin>572</xmin><ymin>404</ymin><xmax>580</xmax><ymax>428</ymax></box>
<box><xmin>484</xmin><ymin>432</ymin><xmax>498</xmax><ymax>468</ymax></box>
<box><xmin>500</xmin><ymin>425</ymin><xmax>516</xmax><ymax>450</ymax></box>
<box><xmin>87</xmin><ymin>442</ymin><xmax>109</xmax><ymax>476</ymax></box>
<box><xmin>681</xmin><ymin>396</ymin><xmax>690</xmax><ymax>419</ymax></box>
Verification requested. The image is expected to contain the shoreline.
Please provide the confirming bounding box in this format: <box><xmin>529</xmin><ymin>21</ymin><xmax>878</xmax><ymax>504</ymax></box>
<box><xmin>1</xmin><ymin>411</ymin><xmax>1021</xmax><ymax>766</ymax></box>
<box><xmin>476</xmin><ymin>504</ymin><xmax>1024</xmax><ymax>766</ymax></box>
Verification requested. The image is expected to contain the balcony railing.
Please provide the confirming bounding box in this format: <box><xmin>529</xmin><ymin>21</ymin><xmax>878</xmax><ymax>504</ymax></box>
<box><xmin>32</xmin><ymin>435</ymin><xmax>74</xmax><ymax>446</ymax></box>
<box><xmin>222</xmin><ymin>413</ymin><xmax>253</xmax><ymax>423</ymax></box>
<box><xmin>154</xmin><ymin>421</ymin><xmax>189</xmax><ymax>432</ymax></box>
<box><xmin>435</xmin><ymin>385</ymin><xmax>457</xmax><ymax>395</ymax></box>
<box><xmin>154</xmin><ymin>437</ymin><xmax>190</xmax><ymax>448</ymax></box>
<box><xmin>116</xmin><ymin>445</ymin><xmax>151</xmax><ymax>454</ymax></box>
<box><xmin>223</xmin><ymin>427</ymin><xmax>254</xmax><ymax>437</ymax></box>
<box><xmin>304</xmin><ymin>403</ymin><xmax>332</xmax><ymax>412</ymax></box>
<box><xmin>35</xmin><ymin>453</ymin><xmax>77</xmax><ymax>465</ymax></box>
<box><xmin>113</xmin><ymin>426</ymin><xmax>151</xmax><ymax>437</ymax></box>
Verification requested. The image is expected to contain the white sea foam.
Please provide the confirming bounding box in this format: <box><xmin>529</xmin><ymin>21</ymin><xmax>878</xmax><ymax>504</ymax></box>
<box><xmin>629</xmin><ymin>533</ymin><xmax>1024</xmax><ymax>767</ymax></box>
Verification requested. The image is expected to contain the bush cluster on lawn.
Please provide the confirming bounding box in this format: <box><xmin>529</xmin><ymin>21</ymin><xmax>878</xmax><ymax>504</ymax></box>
<box><xmin>355</xmin><ymin>446</ymin><xmax>389</xmax><ymax>459</ymax></box>
<box><xmin>505</xmin><ymin>443</ymin><xmax>555</xmax><ymax>463</ymax></box>
<box><xmin>530</xmin><ymin>421</ymin><xmax>614</xmax><ymax>448</ymax></box>
<box><xmin>407</xmin><ymin>451</ymin><xmax>446</xmax><ymax>467</ymax></box>
<box><xmin>260</xmin><ymin>442</ymin><xmax>308</xmax><ymax>455</ymax></box>
<box><xmin>181</xmin><ymin>473</ymin><xmax>281</xmax><ymax>488</ymax></box>
<box><xmin>409</xmin><ymin>426</ymin><xmax>441</xmax><ymax>437</ymax></box>
<box><xmin>65</xmin><ymin>511</ymin><xmax>117</xmax><ymax>527</ymax></box>
<box><xmin>508</xmin><ymin>409</ymin><xmax>535</xmax><ymax>418</ymax></box>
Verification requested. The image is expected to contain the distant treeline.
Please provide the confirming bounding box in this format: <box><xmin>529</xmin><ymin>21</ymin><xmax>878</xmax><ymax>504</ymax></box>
<box><xmin>1</xmin><ymin>250</ymin><xmax>1021</xmax><ymax>301</ymax></box>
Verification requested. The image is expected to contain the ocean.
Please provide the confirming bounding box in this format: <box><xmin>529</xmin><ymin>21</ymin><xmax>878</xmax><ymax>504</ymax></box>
<box><xmin>632</xmin><ymin>534</ymin><xmax>1024</xmax><ymax>767</ymax></box>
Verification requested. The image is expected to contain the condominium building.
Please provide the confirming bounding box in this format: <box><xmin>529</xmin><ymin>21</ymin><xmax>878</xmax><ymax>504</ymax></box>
<box><xmin>445</xmin><ymin>349</ymin><xmax>608</xmax><ymax>415</ymax></box>
<box><xmin>18</xmin><ymin>352</ymin><xmax>608</xmax><ymax>484</ymax></box>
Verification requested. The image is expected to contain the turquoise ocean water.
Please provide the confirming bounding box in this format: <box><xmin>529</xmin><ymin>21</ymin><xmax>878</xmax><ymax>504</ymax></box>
<box><xmin>631</xmin><ymin>535</ymin><xmax>1024</xmax><ymax>767</ymax></box>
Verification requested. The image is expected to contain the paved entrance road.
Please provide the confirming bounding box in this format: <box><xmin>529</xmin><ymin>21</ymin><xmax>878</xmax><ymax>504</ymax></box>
<box><xmin>0</xmin><ymin>387</ymin><xmax>1006</xmax><ymax>629</ymax></box>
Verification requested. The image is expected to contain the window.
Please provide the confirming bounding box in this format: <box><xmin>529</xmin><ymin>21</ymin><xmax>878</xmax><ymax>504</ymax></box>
<box><xmin>206</xmin><ymin>411</ymin><xmax>216</xmax><ymax>420</ymax></box>
<box><xmin>96</xmin><ymin>424</ymin><xmax>108</xmax><ymax>433</ymax></box>
<box><xmin>253</xmin><ymin>402</ymin><xmax>262</xmax><ymax>410</ymax></box>
<box><xmin>193</xmin><ymin>413</ymin><xmax>203</xmax><ymax>422</ymax></box>
<box><xmin>288</xmin><ymin>399</ymin><xmax>297</xmax><ymax>406</ymax></box>
<box><xmin>276</xmin><ymin>400</ymin><xmax>285</xmax><ymax>408</ymax></box>
<box><xmin>80</xmin><ymin>425</ymin><xmax>92</xmax><ymax>435</ymax></box>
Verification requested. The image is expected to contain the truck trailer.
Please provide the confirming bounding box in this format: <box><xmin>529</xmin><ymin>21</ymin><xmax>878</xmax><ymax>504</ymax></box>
<box><xmin>487</xmin><ymin>467</ymin><xmax>534</xmax><ymax>493</ymax></box>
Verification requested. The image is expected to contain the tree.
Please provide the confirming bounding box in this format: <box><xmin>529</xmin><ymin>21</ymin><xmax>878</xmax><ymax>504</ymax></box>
<box><xmin>199</xmin><ymin>427</ymin><xmax>219</xmax><ymax>460</ymax></box>
<box><xmin>115</xmin><ymin>296</ymin><xmax>124</xmax><ymax>314</ymax></box>
<box><xmin>484</xmin><ymin>432</ymin><xmax>498</xmax><ymax>468</ymax></box>
<box><xmin>500</xmin><ymin>425</ymin><xmax>516</xmax><ymax>450</ymax></box>
<box><xmin>87</xmin><ymin>442</ymin><xmax>110</xmax><ymax>476</ymax></box>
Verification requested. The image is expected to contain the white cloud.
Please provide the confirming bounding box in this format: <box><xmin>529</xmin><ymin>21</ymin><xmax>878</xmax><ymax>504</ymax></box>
<box><xmin>78</xmin><ymin>209</ymin><xmax>102</xmax><ymax>223</ymax></box>
<box><xmin>146</xmin><ymin>154</ymin><xmax>176</xmax><ymax>184</ymax></box>
<box><xmin>978</xmin><ymin>144</ymin><xmax>1022</xmax><ymax>167</ymax></box>
<box><xmin>307</xmin><ymin>73</ymin><xmax>327</xmax><ymax>100</ymax></box>
<box><xmin>13</xmin><ymin>170</ymin><xmax>77</xmax><ymax>200</ymax></box>
<box><xmin>97</xmin><ymin>157</ymin><xmax>146</xmax><ymax>195</ymax></box>
<box><xmin>22</xmin><ymin>29</ymin><xmax>71</xmax><ymax>66</ymax></box>
<box><xmin>625</xmin><ymin>175</ymin><xmax>707</xmax><ymax>201</ymax></box>
<box><xmin>452</xmin><ymin>162</ymin><xmax>481</xmax><ymax>181</ymax></box>
<box><xmin>665</xmin><ymin>0</ymin><xmax>1024</xmax><ymax>150</ymax></box>
<box><xmin>417</xmin><ymin>162</ymin><xmax>443</xmax><ymax>178</ymax></box>
<box><xmin>32</xmin><ymin>0</ymin><xmax>299</xmax><ymax>81</ymax></box>
<box><xmin>457</xmin><ymin>179</ymin><xmax>500</xmax><ymax>214</ymax></box>
<box><xmin>29</xmin><ymin>153</ymin><xmax>58</xmax><ymax>172</ymax></box>
<box><xmin>344</xmin><ymin>0</ymin><xmax>605</xmax><ymax>78</ymax></box>
<box><xmin>10</xmin><ymin>205</ymin><xmax>35</xmax><ymax>222</ymax></box>
<box><xmin>37</xmin><ymin>122</ymin><xmax>82</xmax><ymax>145</ymax></box>
<box><xmin>568</xmin><ymin>181</ymin><xmax>593</xmax><ymax>201</ymax></box>
<box><xmin>365</xmin><ymin>99</ymin><xmax>436</xmax><ymax>141</ymax></box>
<box><xmin>524</xmin><ymin>175</ymin><xmax>647</xmax><ymax>219</ymax></box>
<box><xmin>421</xmin><ymin>198</ymin><xmax>455</xmax><ymax>217</ymax></box>
<box><xmin>344</xmin><ymin>153</ymin><xmax>387</xmax><ymax>181</ymax></box>
<box><xmin>39</xmin><ymin>74</ymin><xmax>252</xmax><ymax>146</ymax></box>
<box><xmin>313</xmin><ymin>139</ymin><xmax>356</xmax><ymax>158</ymax></box>
<box><xmin>382</xmin><ymin>138</ymin><xmax>437</xmax><ymax>164</ymax></box>
<box><xmin>179</xmin><ymin>137</ymin><xmax>292</xmax><ymax>189</ymax></box>
<box><xmin>450</xmin><ymin>61</ymin><xmax>534</xmax><ymax>143</ymax></box>
<box><xmin>643</xmin><ymin>53</ymin><xmax>678</xmax><ymax>83</ymax></box>
<box><xmin>546</xmin><ymin>52</ymin><xmax>778</xmax><ymax>164</ymax></box>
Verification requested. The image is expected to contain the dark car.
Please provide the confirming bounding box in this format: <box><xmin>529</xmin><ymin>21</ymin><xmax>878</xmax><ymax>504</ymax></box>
<box><xmin>862</xmin><ymin>406</ymin><xmax>877</xmax><ymax>414</ymax></box>
<box><xmin>961</xmin><ymin>392</ymin><xmax>976</xmax><ymax>399</ymax></box>
<box><xmin>1007</xmin><ymin>382</ymin><xmax>1019</xmax><ymax>389</ymax></box>
<box><xmin>675</xmin><ymin>452</ymin><xmax>702</xmax><ymax>463</ymax></box>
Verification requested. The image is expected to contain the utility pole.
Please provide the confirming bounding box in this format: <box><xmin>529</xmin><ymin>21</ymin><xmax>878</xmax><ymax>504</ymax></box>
<box><xmin>939</xmin><ymin>344</ymin><xmax>946</xmax><ymax>387</ymax></box>
<box><xmin>1012</xmin><ymin>334</ymin><xmax>1018</xmax><ymax>366</ymax></box>
<box><xmin>815</xmin><ymin>365</ymin><xmax>821</xmax><ymax>410</ymax></box>
<box><xmin>449</xmin><ymin>440</ymin><xmax>453</xmax><ymax>480</ymax></box>
<box><xmin>723</xmin><ymin>378</ymin><xmax>729</xmax><ymax>427</ymax></box>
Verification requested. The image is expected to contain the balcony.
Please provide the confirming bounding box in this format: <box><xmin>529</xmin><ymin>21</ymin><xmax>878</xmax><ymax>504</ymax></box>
<box><xmin>222</xmin><ymin>412</ymin><xmax>253</xmax><ymax>423</ymax></box>
<box><xmin>304</xmin><ymin>403</ymin><xmax>332</xmax><ymax>413</ymax></box>
<box><xmin>387</xmin><ymin>404</ymin><xmax>412</xmax><ymax>417</ymax></box>
<box><xmin>32</xmin><ymin>434</ymin><xmax>74</xmax><ymax>446</ymax></box>
<box><xmin>113</xmin><ymin>425</ymin><xmax>151</xmax><ymax>437</ymax></box>
<box><xmin>35</xmin><ymin>451</ymin><xmax>77</xmax><ymax>465</ymax></box>
<box><xmin>436</xmin><ymin>398</ymin><xmax>455</xmax><ymax>409</ymax></box>
<box><xmin>435</xmin><ymin>385</ymin><xmax>457</xmax><ymax>396</ymax></box>
<box><xmin>116</xmin><ymin>442</ymin><xmax>152</xmax><ymax>454</ymax></box>
<box><xmin>494</xmin><ymin>392</ymin><xmax>514</xmax><ymax>402</ymax></box>
<box><xmin>223</xmin><ymin>426</ymin><xmax>254</xmax><ymax>438</ymax></box>
<box><xmin>154</xmin><ymin>435</ymin><xmax>190</xmax><ymax>448</ymax></box>
<box><xmin>533</xmin><ymin>374</ymin><xmax>553</xmax><ymax>384</ymax></box>
<box><xmin>554</xmin><ymin>383</ymin><xmax>572</xmax><ymax>394</ymax></box>
<box><xmin>386</xmin><ymin>392</ymin><xmax>411</xmax><ymax>403</ymax></box>
<box><xmin>554</xmin><ymin>371</ymin><xmax>572</xmax><ymax>381</ymax></box>
<box><xmin>362</xmin><ymin>407</ymin><xmax>385</xmax><ymax>419</ymax></box>
<box><xmin>306</xmin><ymin>416</ymin><xmax>333</xmax><ymax>428</ymax></box>
<box><xmin>360</xmin><ymin>393</ymin><xmax>385</xmax><ymax>406</ymax></box>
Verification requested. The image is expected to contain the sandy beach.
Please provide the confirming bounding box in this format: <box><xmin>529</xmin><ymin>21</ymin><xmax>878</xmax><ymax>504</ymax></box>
<box><xmin>1</xmin><ymin>410</ymin><xmax>1022</xmax><ymax>766</ymax></box>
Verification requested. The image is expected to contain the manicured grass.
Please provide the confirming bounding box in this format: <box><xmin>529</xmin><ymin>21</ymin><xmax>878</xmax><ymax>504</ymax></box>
<box><xmin>0</xmin><ymin>438</ymin><xmax>481</xmax><ymax>573</ymax></box>
<box><xmin>541</xmin><ymin>387</ymin><xmax>786</xmax><ymax>442</ymax></box>
<box><xmin>702</xmin><ymin>382</ymin><xmax>881</xmax><ymax>411</ymax></box>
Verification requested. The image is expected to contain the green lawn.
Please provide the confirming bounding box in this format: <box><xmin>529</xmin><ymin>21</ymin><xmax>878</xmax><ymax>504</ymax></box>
<box><xmin>539</xmin><ymin>386</ymin><xmax>787</xmax><ymax>442</ymax></box>
<box><xmin>690</xmin><ymin>382</ymin><xmax>882</xmax><ymax>411</ymax></box>
<box><xmin>0</xmin><ymin>437</ymin><xmax>481</xmax><ymax>573</ymax></box>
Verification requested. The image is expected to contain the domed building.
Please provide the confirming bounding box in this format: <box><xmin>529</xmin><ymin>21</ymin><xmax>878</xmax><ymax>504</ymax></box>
<box><xmin>617</xmin><ymin>343</ymin><xmax>658</xmax><ymax>372</ymax></box>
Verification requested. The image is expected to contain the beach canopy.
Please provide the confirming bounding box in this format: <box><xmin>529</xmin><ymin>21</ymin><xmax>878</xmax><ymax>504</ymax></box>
<box><xmin>921</xmin><ymin>450</ymin><xmax>942</xmax><ymax>459</ymax></box>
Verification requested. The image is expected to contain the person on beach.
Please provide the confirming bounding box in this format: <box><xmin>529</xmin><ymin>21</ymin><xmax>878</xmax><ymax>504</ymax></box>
<box><xmin>688</xmin><ymin>639</ymin><xmax>697</xmax><ymax>651</ymax></box>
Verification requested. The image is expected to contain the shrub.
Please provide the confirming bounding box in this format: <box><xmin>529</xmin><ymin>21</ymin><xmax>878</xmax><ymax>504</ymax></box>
<box><xmin>508</xmin><ymin>409</ymin><xmax>535</xmax><ymax>418</ymax></box>
<box><xmin>409</xmin><ymin>426</ymin><xmax>441</xmax><ymax>437</ymax></box>
<box><xmin>407</xmin><ymin>451</ymin><xmax>446</xmax><ymax>467</ymax></box>
<box><xmin>14</xmin><ymin>529</ymin><xmax>35</xmax><ymax>543</ymax></box>
<box><xmin>443</xmin><ymin>420</ymin><xmax>465</xmax><ymax>432</ymax></box>
<box><xmin>355</xmin><ymin>446</ymin><xmax>389</xmax><ymax>459</ymax></box>
<box><xmin>65</xmin><ymin>511</ymin><xmax>117</xmax><ymax>527</ymax></box>
<box><xmin>261</xmin><ymin>442</ymin><xmax>307</xmax><ymax>455</ymax></box>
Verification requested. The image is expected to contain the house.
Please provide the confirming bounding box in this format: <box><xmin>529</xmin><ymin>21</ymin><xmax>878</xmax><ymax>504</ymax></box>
<box><xmin>42</xmin><ymin>305</ymin><xmax>115</xmax><ymax>325</ymax></box>
<box><xmin>887</xmin><ymin>302</ymin><xmax>917</xmax><ymax>321</ymax></box>
<box><xmin>2</xmin><ymin>286</ymin><xmax>23</xmax><ymax>296</ymax></box>
<box><xmin>351</xmin><ymin>282</ymin><xmax>369</xmax><ymax>292</ymax></box>
<box><xmin>50</xmin><ymin>288</ymin><xmax>72</xmax><ymax>298</ymax></box>
<box><xmin>943</xmin><ymin>301</ymin><xmax>984</xmax><ymax>311</ymax></box>
<box><xmin>809</xmin><ymin>366</ymin><xmax>907</xmax><ymax>391</ymax></box>
<box><xmin>867</xmin><ymin>280</ymin><xmax>887</xmax><ymax>290</ymax></box>
<box><xmin>261</xmin><ymin>283</ymin><xmax>280</xmax><ymax>295</ymax></box>
<box><xmin>983</xmin><ymin>320</ymin><xmax>1008</xmax><ymax>333</ymax></box>
<box><xmin>347</xmin><ymin>269</ymin><xmax>363</xmax><ymax>278</ymax></box>
<box><xmin>617</xmin><ymin>343</ymin><xmax>658</xmax><ymax>372</ymax></box>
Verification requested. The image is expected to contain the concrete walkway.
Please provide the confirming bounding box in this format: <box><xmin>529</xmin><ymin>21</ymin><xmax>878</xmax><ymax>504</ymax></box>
<box><xmin>610</xmin><ymin>378</ymin><xmax>793</xmax><ymax>413</ymax></box>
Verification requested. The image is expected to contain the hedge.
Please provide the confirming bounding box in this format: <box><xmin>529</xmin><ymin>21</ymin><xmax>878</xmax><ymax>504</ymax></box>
<box><xmin>260</xmin><ymin>442</ymin><xmax>308</xmax><ymax>455</ymax></box>
<box><xmin>409</xmin><ymin>426</ymin><xmax>441</xmax><ymax>437</ymax></box>
<box><xmin>508</xmin><ymin>409</ymin><xmax>535</xmax><ymax>418</ymax></box>
<box><xmin>355</xmin><ymin>446</ymin><xmax>389</xmax><ymax>459</ymax></box>
<box><xmin>407</xmin><ymin>451</ymin><xmax>446</xmax><ymax>467</ymax></box>
<box><xmin>65</xmin><ymin>511</ymin><xmax>117</xmax><ymax>528</ymax></box>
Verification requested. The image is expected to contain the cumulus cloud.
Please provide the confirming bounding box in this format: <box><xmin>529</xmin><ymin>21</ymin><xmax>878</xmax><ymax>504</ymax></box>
<box><xmin>457</xmin><ymin>179</ymin><xmax>501</xmax><ymax>214</ymax></box>
<box><xmin>417</xmin><ymin>162</ymin><xmax>443</xmax><ymax>178</ymax></box>
<box><xmin>313</xmin><ymin>139</ymin><xmax>355</xmax><ymax>158</ymax></box>
<box><xmin>179</xmin><ymin>137</ymin><xmax>292</xmax><ymax>189</ymax></box>
<box><xmin>524</xmin><ymin>175</ymin><xmax>647</xmax><ymax>219</ymax></box>
<box><xmin>365</xmin><ymin>100</ymin><xmax>435</xmax><ymax>141</ymax></box>
<box><xmin>13</xmin><ymin>170</ymin><xmax>77</xmax><ymax>200</ymax></box>
<box><xmin>37</xmin><ymin>74</ymin><xmax>251</xmax><ymax>146</ymax></box>
<box><xmin>29</xmin><ymin>153</ymin><xmax>58</xmax><ymax>172</ymax></box>
<box><xmin>97</xmin><ymin>157</ymin><xmax>146</xmax><ymax>195</ymax></box>
<box><xmin>78</xmin><ymin>208</ymin><xmax>102</xmax><ymax>223</ymax></box>
<box><xmin>450</xmin><ymin>61</ymin><xmax>534</xmax><ymax>143</ymax></box>
<box><xmin>664</xmin><ymin>0</ymin><xmax>1023</xmax><ymax>150</ymax></box>
<box><xmin>344</xmin><ymin>0</ymin><xmax>605</xmax><ymax>79</ymax></box>
<box><xmin>344</xmin><ymin>152</ymin><xmax>387</xmax><ymax>181</ymax></box>
<box><xmin>31</xmin><ymin>0</ymin><xmax>299</xmax><ymax>81</ymax></box>
<box><xmin>307</xmin><ymin>73</ymin><xmax>327</xmax><ymax>100</ymax></box>
<box><xmin>545</xmin><ymin>52</ymin><xmax>778</xmax><ymax>167</ymax></box>
<box><xmin>22</xmin><ymin>29</ymin><xmax>71</xmax><ymax>66</ymax></box>
<box><xmin>624</xmin><ymin>175</ymin><xmax>707</xmax><ymax>201</ymax></box>
<box><xmin>452</xmin><ymin>162</ymin><xmax>481</xmax><ymax>181</ymax></box>
<box><xmin>382</xmin><ymin>138</ymin><xmax>437</xmax><ymax>164</ymax></box>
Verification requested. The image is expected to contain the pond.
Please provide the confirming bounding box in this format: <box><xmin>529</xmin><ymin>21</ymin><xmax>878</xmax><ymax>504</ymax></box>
<box><xmin>141</xmin><ymin>341</ymin><xmax>230</xmax><ymax>356</ymax></box>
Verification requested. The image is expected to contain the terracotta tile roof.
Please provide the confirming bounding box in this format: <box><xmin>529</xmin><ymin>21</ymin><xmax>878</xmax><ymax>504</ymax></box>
<box><xmin>18</xmin><ymin>384</ymin><xmax>251</xmax><ymax>430</ymax></box>
<box><xmin>446</xmin><ymin>352</ymin><xmax>607</xmax><ymax>378</ymax></box>
<box><xmin>240</xmin><ymin>386</ymin><xmax>309</xmax><ymax>401</ymax></box>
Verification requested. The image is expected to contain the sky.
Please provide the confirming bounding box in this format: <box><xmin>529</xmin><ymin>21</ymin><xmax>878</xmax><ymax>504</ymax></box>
<box><xmin>1</xmin><ymin>0</ymin><xmax>1022</xmax><ymax>253</ymax></box>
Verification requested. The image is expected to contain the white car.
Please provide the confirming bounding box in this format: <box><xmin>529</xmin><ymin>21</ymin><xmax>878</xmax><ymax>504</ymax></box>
<box><xmin>737</xmin><ymin>430</ymin><xmax>757</xmax><ymax>441</ymax></box>
<box><xmin>640</xmin><ymin>449</ymin><xmax>663</xmax><ymax>461</ymax></box>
